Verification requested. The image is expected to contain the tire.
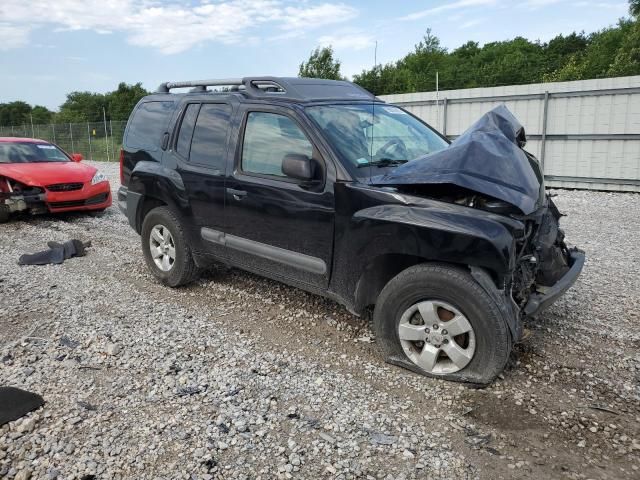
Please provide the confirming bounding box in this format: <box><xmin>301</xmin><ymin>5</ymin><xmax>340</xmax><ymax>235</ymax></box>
<box><xmin>373</xmin><ymin>263</ymin><xmax>512</xmax><ymax>386</ymax></box>
<box><xmin>141</xmin><ymin>206</ymin><xmax>199</xmax><ymax>287</ymax></box>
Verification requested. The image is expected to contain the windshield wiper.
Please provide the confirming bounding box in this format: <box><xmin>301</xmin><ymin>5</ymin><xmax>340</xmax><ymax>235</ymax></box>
<box><xmin>357</xmin><ymin>158</ymin><xmax>408</xmax><ymax>168</ymax></box>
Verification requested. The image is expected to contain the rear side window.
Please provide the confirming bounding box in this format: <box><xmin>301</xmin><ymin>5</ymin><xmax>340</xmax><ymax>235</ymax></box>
<box><xmin>188</xmin><ymin>104</ymin><xmax>232</xmax><ymax>170</ymax></box>
<box><xmin>241</xmin><ymin>112</ymin><xmax>313</xmax><ymax>177</ymax></box>
<box><xmin>176</xmin><ymin>104</ymin><xmax>200</xmax><ymax>157</ymax></box>
<box><xmin>125</xmin><ymin>101</ymin><xmax>174</xmax><ymax>151</ymax></box>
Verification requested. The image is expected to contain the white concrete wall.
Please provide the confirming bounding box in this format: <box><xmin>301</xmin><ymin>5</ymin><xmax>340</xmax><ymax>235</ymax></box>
<box><xmin>381</xmin><ymin>76</ymin><xmax>640</xmax><ymax>191</ymax></box>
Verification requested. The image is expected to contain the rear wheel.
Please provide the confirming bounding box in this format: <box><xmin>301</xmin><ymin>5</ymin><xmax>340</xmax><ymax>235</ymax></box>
<box><xmin>141</xmin><ymin>207</ymin><xmax>198</xmax><ymax>287</ymax></box>
<box><xmin>373</xmin><ymin>264</ymin><xmax>512</xmax><ymax>385</ymax></box>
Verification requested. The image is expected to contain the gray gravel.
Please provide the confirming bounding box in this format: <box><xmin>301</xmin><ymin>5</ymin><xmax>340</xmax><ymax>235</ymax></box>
<box><xmin>1</xmin><ymin>161</ymin><xmax>639</xmax><ymax>479</ymax></box>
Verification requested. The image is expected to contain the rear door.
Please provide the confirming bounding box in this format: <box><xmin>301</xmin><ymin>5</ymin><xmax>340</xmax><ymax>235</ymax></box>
<box><xmin>221</xmin><ymin>104</ymin><xmax>335</xmax><ymax>289</ymax></box>
<box><xmin>171</xmin><ymin>101</ymin><xmax>233</xmax><ymax>258</ymax></box>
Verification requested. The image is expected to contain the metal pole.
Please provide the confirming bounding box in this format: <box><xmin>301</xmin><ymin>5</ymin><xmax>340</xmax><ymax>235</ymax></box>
<box><xmin>540</xmin><ymin>90</ymin><xmax>549</xmax><ymax>173</ymax></box>
<box><xmin>88</xmin><ymin>123</ymin><xmax>93</xmax><ymax>161</ymax></box>
<box><xmin>109</xmin><ymin>119</ymin><xmax>115</xmax><ymax>161</ymax></box>
<box><xmin>52</xmin><ymin>124</ymin><xmax>56</xmax><ymax>143</ymax></box>
<box><xmin>435</xmin><ymin>71</ymin><xmax>440</xmax><ymax>130</ymax></box>
<box><xmin>442</xmin><ymin>97</ymin><xmax>448</xmax><ymax>138</ymax></box>
<box><xmin>30</xmin><ymin>114</ymin><xmax>35</xmax><ymax>137</ymax></box>
<box><xmin>103</xmin><ymin>107</ymin><xmax>110</xmax><ymax>162</ymax></box>
<box><xmin>69</xmin><ymin>123</ymin><xmax>75</xmax><ymax>153</ymax></box>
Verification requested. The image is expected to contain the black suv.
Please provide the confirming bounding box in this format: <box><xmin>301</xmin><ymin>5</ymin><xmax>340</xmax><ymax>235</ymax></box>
<box><xmin>118</xmin><ymin>77</ymin><xmax>584</xmax><ymax>385</ymax></box>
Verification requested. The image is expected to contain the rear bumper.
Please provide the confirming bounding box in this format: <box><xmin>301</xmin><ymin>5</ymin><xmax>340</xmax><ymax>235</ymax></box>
<box><xmin>117</xmin><ymin>185</ymin><xmax>142</xmax><ymax>231</ymax></box>
<box><xmin>523</xmin><ymin>249</ymin><xmax>585</xmax><ymax>317</ymax></box>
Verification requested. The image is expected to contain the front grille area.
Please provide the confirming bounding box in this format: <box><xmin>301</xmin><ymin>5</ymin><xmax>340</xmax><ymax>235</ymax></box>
<box><xmin>49</xmin><ymin>192</ymin><xmax>109</xmax><ymax>209</ymax></box>
<box><xmin>47</xmin><ymin>183</ymin><xmax>84</xmax><ymax>192</ymax></box>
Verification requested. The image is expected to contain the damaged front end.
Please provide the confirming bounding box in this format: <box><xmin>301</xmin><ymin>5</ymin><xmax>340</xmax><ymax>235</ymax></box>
<box><xmin>0</xmin><ymin>176</ymin><xmax>47</xmax><ymax>222</ymax></box>
<box><xmin>373</xmin><ymin>105</ymin><xmax>584</xmax><ymax>327</ymax></box>
<box><xmin>512</xmin><ymin>196</ymin><xmax>585</xmax><ymax>317</ymax></box>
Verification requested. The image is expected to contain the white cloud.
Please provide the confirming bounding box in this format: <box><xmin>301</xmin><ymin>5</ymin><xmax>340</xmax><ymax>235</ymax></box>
<box><xmin>0</xmin><ymin>0</ymin><xmax>358</xmax><ymax>54</ymax></box>
<box><xmin>400</xmin><ymin>0</ymin><xmax>498</xmax><ymax>21</ymax></box>
<box><xmin>318</xmin><ymin>32</ymin><xmax>375</xmax><ymax>51</ymax></box>
<box><xmin>459</xmin><ymin>18</ymin><xmax>484</xmax><ymax>29</ymax></box>
<box><xmin>0</xmin><ymin>23</ymin><xmax>31</xmax><ymax>50</ymax></box>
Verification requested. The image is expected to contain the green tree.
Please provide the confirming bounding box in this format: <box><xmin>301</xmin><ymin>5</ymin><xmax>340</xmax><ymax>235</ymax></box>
<box><xmin>56</xmin><ymin>91</ymin><xmax>108</xmax><ymax>123</ymax></box>
<box><xmin>30</xmin><ymin>105</ymin><xmax>54</xmax><ymax>124</ymax></box>
<box><xmin>299</xmin><ymin>46</ymin><xmax>343</xmax><ymax>80</ymax></box>
<box><xmin>630</xmin><ymin>0</ymin><xmax>640</xmax><ymax>17</ymax></box>
<box><xmin>106</xmin><ymin>82</ymin><xmax>148</xmax><ymax>121</ymax></box>
<box><xmin>0</xmin><ymin>101</ymin><xmax>31</xmax><ymax>126</ymax></box>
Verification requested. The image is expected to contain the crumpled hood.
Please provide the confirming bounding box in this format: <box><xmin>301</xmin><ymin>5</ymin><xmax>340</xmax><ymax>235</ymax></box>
<box><xmin>372</xmin><ymin>105</ymin><xmax>542</xmax><ymax>215</ymax></box>
<box><xmin>0</xmin><ymin>162</ymin><xmax>96</xmax><ymax>186</ymax></box>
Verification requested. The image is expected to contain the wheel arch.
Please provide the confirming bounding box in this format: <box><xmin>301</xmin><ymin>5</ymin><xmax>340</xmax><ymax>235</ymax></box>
<box><xmin>353</xmin><ymin>254</ymin><xmax>503</xmax><ymax>314</ymax></box>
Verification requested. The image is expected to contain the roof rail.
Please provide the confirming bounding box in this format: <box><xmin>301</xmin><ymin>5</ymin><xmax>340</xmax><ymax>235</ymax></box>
<box><xmin>157</xmin><ymin>78</ymin><xmax>243</xmax><ymax>93</ymax></box>
<box><xmin>155</xmin><ymin>76</ymin><xmax>377</xmax><ymax>102</ymax></box>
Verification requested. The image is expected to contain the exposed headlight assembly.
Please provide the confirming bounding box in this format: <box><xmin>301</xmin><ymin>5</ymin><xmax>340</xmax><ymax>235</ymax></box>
<box><xmin>91</xmin><ymin>171</ymin><xmax>107</xmax><ymax>185</ymax></box>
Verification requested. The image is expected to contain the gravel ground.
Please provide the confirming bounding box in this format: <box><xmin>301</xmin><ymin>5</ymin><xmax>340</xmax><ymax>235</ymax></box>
<box><xmin>1</xmin><ymin>161</ymin><xmax>639</xmax><ymax>480</ymax></box>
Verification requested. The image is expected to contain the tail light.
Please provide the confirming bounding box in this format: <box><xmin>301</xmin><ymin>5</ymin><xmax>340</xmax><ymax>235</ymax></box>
<box><xmin>119</xmin><ymin>148</ymin><xmax>125</xmax><ymax>185</ymax></box>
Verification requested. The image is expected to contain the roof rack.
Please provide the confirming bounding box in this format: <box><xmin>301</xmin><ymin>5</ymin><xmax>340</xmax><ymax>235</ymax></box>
<box><xmin>155</xmin><ymin>76</ymin><xmax>377</xmax><ymax>103</ymax></box>
<box><xmin>157</xmin><ymin>78</ymin><xmax>243</xmax><ymax>93</ymax></box>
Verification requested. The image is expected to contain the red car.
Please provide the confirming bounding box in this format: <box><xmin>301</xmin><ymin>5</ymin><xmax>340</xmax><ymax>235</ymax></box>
<box><xmin>0</xmin><ymin>137</ymin><xmax>111</xmax><ymax>222</ymax></box>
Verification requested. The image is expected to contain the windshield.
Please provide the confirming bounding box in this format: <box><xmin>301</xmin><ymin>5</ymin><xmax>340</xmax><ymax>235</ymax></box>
<box><xmin>0</xmin><ymin>142</ymin><xmax>70</xmax><ymax>164</ymax></box>
<box><xmin>306</xmin><ymin>104</ymin><xmax>448</xmax><ymax>177</ymax></box>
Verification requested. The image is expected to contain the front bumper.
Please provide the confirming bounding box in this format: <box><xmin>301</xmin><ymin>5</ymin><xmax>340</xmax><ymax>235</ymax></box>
<box><xmin>46</xmin><ymin>181</ymin><xmax>112</xmax><ymax>213</ymax></box>
<box><xmin>523</xmin><ymin>249</ymin><xmax>585</xmax><ymax>317</ymax></box>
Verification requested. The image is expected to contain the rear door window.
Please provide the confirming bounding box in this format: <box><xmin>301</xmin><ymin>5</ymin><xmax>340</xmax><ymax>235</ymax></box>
<box><xmin>125</xmin><ymin>101</ymin><xmax>174</xmax><ymax>151</ymax></box>
<box><xmin>176</xmin><ymin>103</ymin><xmax>200</xmax><ymax>158</ymax></box>
<box><xmin>188</xmin><ymin>104</ymin><xmax>232</xmax><ymax>171</ymax></box>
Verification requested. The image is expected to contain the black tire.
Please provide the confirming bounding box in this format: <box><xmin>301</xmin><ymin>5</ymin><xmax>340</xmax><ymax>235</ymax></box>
<box><xmin>373</xmin><ymin>263</ymin><xmax>512</xmax><ymax>386</ymax></box>
<box><xmin>141</xmin><ymin>206</ymin><xmax>199</xmax><ymax>287</ymax></box>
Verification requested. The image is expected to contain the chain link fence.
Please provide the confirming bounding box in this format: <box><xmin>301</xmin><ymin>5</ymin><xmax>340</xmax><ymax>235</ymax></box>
<box><xmin>0</xmin><ymin>121</ymin><xmax>127</xmax><ymax>162</ymax></box>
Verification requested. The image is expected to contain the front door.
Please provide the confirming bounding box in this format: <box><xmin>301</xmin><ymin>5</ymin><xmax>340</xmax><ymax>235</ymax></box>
<box><xmin>223</xmin><ymin>106</ymin><xmax>335</xmax><ymax>289</ymax></box>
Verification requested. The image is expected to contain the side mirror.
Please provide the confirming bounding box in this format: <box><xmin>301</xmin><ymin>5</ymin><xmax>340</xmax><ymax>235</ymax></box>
<box><xmin>282</xmin><ymin>153</ymin><xmax>316</xmax><ymax>181</ymax></box>
<box><xmin>71</xmin><ymin>153</ymin><xmax>84</xmax><ymax>162</ymax></box>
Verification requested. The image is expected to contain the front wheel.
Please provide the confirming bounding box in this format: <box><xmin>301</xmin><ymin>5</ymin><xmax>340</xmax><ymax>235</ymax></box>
<box><xmin>141</xmin><ymin>206</ymin><xmax>198</xmax><ymax>287</ymax></box>
<box><xmin>373</xmin><ymin>264</ymin><xmax>512</xmax><ymax>385</ymax></box>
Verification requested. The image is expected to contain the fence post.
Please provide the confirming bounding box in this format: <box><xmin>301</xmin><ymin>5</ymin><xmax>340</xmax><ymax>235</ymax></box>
<box><xmin>52</xmin><ymin>124</ymin><xmax>56</xmax><ymax>143</ymax></box>
<box><xmin>442</xmin><ymin>97</ymin><xmax>448</xmax><ymax>138</ymax></box>
<box><xmin>109</xmin><ymin>119</ymin><xmax>115</xmax><ymax>161</ymax></box>
<box><xmin>69</xmin><ymin>123</ymin><xmax>75</xmax><ymax>153</ymax></box>
<box><xmin>540</xmin><ymin>90</ymin><xmax>549</xmax><ymax>174</ymax></box>
<box><xmin>103</xmin><ymin>107</ymin><xmax>110</xmax><ymax>162</ymax></box>
<box><xmin>87</xmin><ymin>123</ymin><xmax>93</xmax><ymax>161</ymax></box>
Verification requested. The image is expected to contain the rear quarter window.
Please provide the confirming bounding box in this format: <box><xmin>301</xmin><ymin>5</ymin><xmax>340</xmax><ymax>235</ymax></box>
<box><xmin>125</xmin><ymin>101</ymin><xmax>175</xmax><ymax>151</ymax></box>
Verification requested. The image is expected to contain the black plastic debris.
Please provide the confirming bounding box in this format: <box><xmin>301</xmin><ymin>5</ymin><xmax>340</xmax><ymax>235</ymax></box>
<box><xmin>18</xmin><ymin>239</ymin><xmax>92</xmax><ymax>266</ymax></box>
<box><xmin>0</xmin><ymin>387</ymin><xmax>45</xmax><ymax>426</ymax></box>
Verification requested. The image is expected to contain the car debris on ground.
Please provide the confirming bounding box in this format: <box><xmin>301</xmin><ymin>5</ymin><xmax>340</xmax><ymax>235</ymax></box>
<box><xmin>18</xmin><ymin>239</ymin><xmax>91</xmax><ymax>266</ymax></box>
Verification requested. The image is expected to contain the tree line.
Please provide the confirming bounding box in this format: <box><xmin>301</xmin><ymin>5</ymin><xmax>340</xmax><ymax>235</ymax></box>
<box><xmin>0</xmin><ymin>82</ymin><xmax>149</xmax><ymax>127</ymax></box>
<box><xmin>302</xmin><ymin>2</ymin><xmax>640</xmax><ymax>95</ymax></box>
<box><xmin>4</xmin><ymin>2</ymin><xmax>638</xmax><ymax>127</ymax></box>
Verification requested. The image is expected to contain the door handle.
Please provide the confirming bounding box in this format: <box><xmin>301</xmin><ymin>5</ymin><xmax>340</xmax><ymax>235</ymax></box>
<box><xmin>226</xmin><ymin>187</ymin><xmax>247</xmax><ymax>200</ymax></box>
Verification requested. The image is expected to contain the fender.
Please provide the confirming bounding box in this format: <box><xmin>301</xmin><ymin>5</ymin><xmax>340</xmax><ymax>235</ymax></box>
<box><xmin>329</xmin><ymin>183</ymin><xmax>524</xmax><ymax>312</ymax></box>
<box><xmin>127</xmin><ymin>160</ymin><xmax>191</xmax><ymax>232</ymax></box>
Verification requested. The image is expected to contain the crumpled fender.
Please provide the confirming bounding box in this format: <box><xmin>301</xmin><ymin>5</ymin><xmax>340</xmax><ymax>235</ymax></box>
<box><xmin>350</xmin><ymin>202</ymin><xmax>519</xmax><ymax>275</ymax></box>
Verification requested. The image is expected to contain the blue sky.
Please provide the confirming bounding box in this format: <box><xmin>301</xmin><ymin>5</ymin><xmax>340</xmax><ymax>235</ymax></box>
<box><xmin>0</xmin><ymin>0</ymin><xmax>631</xmax><ymax>110</ymax></box>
